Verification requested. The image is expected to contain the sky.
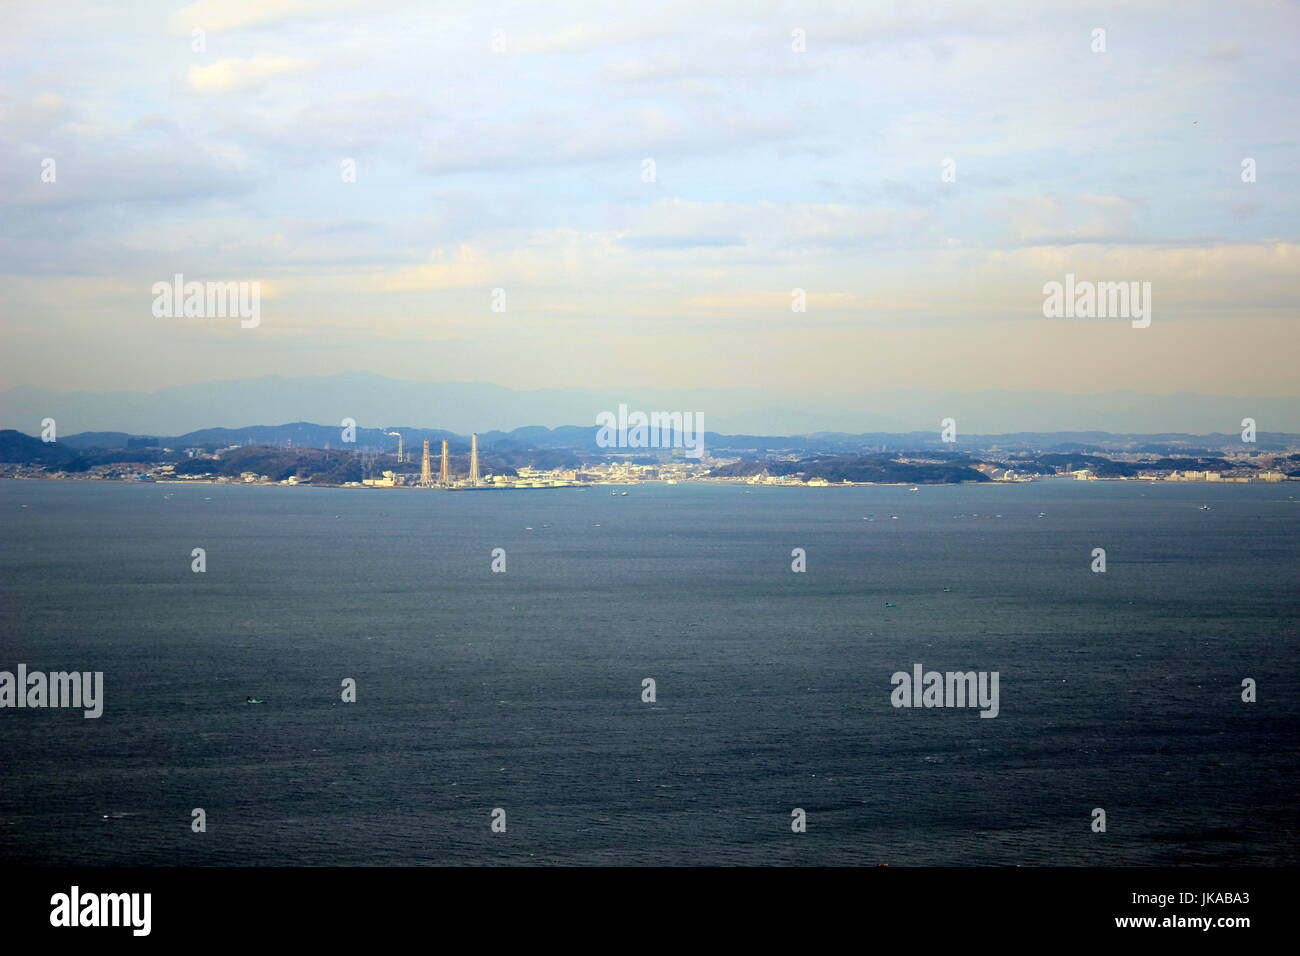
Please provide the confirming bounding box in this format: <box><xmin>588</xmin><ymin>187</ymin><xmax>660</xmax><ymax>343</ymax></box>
<box><xmin>2</xmin><ymin>0</ymin><xmax>1297</xmax><ymax>407</ymax></box>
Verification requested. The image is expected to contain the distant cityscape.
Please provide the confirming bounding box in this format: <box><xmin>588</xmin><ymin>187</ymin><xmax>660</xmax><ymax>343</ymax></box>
<box><xmin>2</xmin><ymin>422</ymin><xmax>1297</xmax><ymax>489</ymax></box>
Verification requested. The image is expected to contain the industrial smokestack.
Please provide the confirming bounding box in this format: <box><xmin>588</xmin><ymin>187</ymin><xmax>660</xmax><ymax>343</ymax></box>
<box><xmin>420</xmin><ymin>440</ymin><xmax>431</xmax><ymax>487</ymax></box>
<box><xmin>440</xmin><ymin>439</ymin><xmax>450</xmax><ymax>485</ymax></box>
<box><xmin>470</xmin><ymin>434</ymin><xmax>480</xmax><ymax>483</ymax></box>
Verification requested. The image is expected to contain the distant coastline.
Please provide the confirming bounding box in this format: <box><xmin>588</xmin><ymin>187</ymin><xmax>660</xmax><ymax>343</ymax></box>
<box><xmin>2</xmin><ymin>424</ymin><xmax>1296</xmax><ymax>490</ymax></box>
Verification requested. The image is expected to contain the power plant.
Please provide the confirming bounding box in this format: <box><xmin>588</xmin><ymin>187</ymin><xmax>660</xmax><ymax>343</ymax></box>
<box><xmin>363</xmin><ymin>428</ymin><xmax>515</xmax><ymax>491</ymax></box>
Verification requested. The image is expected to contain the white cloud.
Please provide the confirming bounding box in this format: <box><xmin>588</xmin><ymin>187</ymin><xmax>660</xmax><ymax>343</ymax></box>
<box><xmin>1004</xmin><ymin>194</ymin><xmax>1143</xmax><ymax>244</ymax></box>
<box><xmin>508</xmin><ymin>21</ymin><xmax>670</xmax><ymax>56</ymax></box>
<box><xmin>171</xmin><ymin>0</ymin><xmax>376</xmax><ymax>34</ymax></box>
<box><xmin>187</xmin><ymin>55</ymin><xmax>317</xmax><ymax>93</ymax></box>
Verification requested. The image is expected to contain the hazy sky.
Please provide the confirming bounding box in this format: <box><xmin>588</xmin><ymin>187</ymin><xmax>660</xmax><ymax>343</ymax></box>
<box><xmin>2</xmin><ymin>0</ymin><xmax>1297</xmax><ymax>400</ymax></box>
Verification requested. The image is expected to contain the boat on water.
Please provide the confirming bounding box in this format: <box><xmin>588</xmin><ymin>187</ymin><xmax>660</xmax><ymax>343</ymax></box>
<box><xmin>620</xmin><ymin>491</ymin><xmax>629</xmax><ymax>496</ymax></box>
<box><xmin>907</xmin><ymin>487</ymin><xmax>919</xmax><ymax>492</ymax></box>
<box><xmin>1199</xmin><ymin>504</ymin><xmax>1211</xmax><ymax>510</ymax></box>
<box><xmin>245</xmin><ymin>697</ymin><xmax>265</xmax><ymax>704</ymax></box>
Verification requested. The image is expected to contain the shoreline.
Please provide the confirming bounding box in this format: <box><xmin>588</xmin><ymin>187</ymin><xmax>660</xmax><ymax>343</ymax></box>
<box><xmin>1</xmin><ymin>473</ymin><xmax>1292</xmax><ymax>490</ymax></box>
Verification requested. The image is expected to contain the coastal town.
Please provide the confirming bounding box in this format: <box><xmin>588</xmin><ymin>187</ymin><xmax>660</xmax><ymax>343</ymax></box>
<box><xmin>1</xmin><ymin>426</ymin><xmax>1295</xmax><ymax>489</ymax></box>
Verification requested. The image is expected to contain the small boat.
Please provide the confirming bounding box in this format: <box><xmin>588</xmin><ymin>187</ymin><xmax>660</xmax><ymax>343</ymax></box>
<box><xmin>620</xmin><ymin>491</ymin><xmax>629</xmax><ymax>496</ymax></box>
<box><xmin>1198</xmin><ymin>504</ymin><xmax>1210</xmax><ymax>510</ymax></box>
<box><xmin>611</xmin><ymin>491</ymin><xmax>617</xmax><ymax>496</ymax></box>
<box><xmin>883</xmin><ymin>602</ymin><xmax>897</xmax><ymax>608</ymax></box>
<box><xmin>907</xmin><ymin>487</ymin><xmax>919</xmax><ymax>492</ymax></box>
<box><xmin>245</xmin><ymin>697</ymin><xmax>265</xmax><ymax>704</ymax></box>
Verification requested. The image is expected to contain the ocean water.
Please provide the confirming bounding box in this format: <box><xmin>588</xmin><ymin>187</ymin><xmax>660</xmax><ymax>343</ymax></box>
<box><xmin>1</xmin><ymin>478</ymin><xmax>1296</xmax><ymax>866</ymax></box>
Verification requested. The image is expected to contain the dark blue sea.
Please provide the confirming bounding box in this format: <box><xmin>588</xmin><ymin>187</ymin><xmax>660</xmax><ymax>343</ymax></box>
<box><xmin>1</xmin><ymin>478</ymin><xmax>1296</xmax><ymax>865</ymax></box>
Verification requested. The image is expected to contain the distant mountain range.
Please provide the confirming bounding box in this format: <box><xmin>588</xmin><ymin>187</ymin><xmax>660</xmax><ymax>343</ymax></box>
<box><xmin>3</xmin><ymin>371</ymin><xmax>1297</xmax><ymax>435</ymax></box>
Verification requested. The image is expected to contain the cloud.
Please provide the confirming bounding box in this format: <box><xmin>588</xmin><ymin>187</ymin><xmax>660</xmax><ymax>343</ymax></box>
<box><xmin>187</xmin><ymin>55</ymin><xmax>317</xmax><ymax>93</ymax></box>
<box><xmin>507</xmin><ymin>21</ymin><xmax>671</xmax><ymax>55</ymax></box>
<box><xmin>619</xmin><ymin>199</ymin><xmax>937</xmax><ymax>252</ymax></box>
<box><xmin>421</xmin><ymin>104</ymin><xmax>795</xmax><ymax>174</ymax></box>
<box><xmin>1004</xmin><ymin>194</ymin><xmax>1143</xmax><ymax>245</ymax></box>
<box><xmin>171</xmin><ymin>0</ymin><xmax>375</xmax><ymax>34</ymax></box>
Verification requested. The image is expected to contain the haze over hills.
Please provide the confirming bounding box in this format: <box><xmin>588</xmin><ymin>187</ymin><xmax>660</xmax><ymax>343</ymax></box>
<box><xmin>3</xmin><ymin>372</ymin><xmax>1297</xmax><ymax>436</ymax></box>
